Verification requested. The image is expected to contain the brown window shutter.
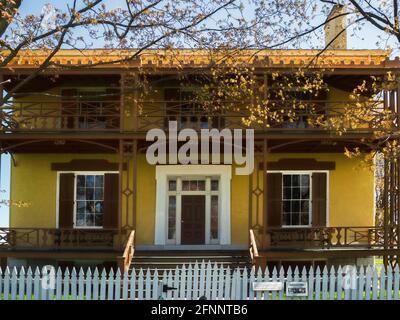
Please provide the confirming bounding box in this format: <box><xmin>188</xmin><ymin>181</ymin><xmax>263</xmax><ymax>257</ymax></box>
<box><xmin>266</xmin><ymin>173</ymin><xmax>282</xmax><ymax>227</ymax></box>
<box><xmin>103</xmin><ymin>173</ymin><xmax>119</xmax><ymax>229</ymax></box>
<box><xmin>312</xmin><ymin>172</ymin><xmax>327</xmax><ymax>226</ymax></box>
<box><xmin>59</xmin><ymin>173</ymin><xmax>75</xmax><ymax>228</ymax></box>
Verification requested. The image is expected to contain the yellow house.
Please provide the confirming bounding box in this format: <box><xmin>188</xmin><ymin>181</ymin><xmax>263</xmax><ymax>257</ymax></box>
<box><xmin>0</xmin><ymin>47</ymin><xmax>399</xmax><ymax>272</ymax></box>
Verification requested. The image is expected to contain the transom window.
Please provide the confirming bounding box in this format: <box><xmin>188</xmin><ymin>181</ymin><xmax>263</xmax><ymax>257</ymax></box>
<box><xmin>75</xmin><ymin>174</ymin><xmax>104</xmax><ymax>228</ymax></box>
<box><xmin>282</xmin><ymin>173</ymin><xmax>311</xmax><ymax>227</ymax></box>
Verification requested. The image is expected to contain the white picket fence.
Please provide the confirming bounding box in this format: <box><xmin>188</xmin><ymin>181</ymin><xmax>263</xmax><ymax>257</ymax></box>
<box><xmin>0</xmin><ymin>262</ymin><xmax>399</xmax><ymax>300</ymax></box>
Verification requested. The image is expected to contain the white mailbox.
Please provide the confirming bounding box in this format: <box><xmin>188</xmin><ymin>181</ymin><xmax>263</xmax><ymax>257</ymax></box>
<box><xmin>252</xmin><ymin>282</ymin><xmax>284</xmax><ymax>292</ymax></box>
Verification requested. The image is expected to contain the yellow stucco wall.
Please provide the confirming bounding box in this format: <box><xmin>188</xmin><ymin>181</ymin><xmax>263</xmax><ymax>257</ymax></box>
<box><xmin>9</xmin><ymin>152</ymin><xmax>374</xmax><ymax>246</ymax></box>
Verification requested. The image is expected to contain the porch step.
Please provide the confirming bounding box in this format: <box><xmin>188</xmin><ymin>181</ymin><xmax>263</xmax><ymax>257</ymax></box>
<box><xmin>129</xmin><ymin>250</ymin><xmax>252</xmax><ymax>273</ymax></box>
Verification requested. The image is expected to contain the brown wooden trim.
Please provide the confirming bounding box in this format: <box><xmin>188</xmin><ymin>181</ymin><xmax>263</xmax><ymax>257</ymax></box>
<box><xmin>260</xmin><ymin>158</ymin><xmax>335</xmax><ymax>171</ymax></box>
<box><xmin>51</xmin><ymin>159</ymin><xmax>127</xmax><ymax>171</ymax></box>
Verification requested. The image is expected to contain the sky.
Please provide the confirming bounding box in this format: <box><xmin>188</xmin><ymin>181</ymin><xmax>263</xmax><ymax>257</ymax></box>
<box><xmin>0</xmin><ymin>1</ymin><xmax>399</xmax><ymax>227</ymax></box>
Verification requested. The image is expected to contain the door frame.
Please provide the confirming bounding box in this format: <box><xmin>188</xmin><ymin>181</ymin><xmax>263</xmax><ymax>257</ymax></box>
<box><xmin>155</xmin><ymin>165</ymin><xmax>232</xmax><ymax>246</ymax></box>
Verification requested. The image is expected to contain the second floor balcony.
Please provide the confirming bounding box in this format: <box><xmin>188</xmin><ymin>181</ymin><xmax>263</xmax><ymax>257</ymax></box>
<box><xmin>0</xmin><ymin>97</ymin><xmax>395</xmax><ymax>135</ymax></box>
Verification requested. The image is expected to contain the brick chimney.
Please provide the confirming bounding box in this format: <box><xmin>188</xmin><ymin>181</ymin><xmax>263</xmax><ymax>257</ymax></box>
<box><xmin>324</xmin><ymin>5</ymin><xmax>347</xmax><ymax>49</ymax></box>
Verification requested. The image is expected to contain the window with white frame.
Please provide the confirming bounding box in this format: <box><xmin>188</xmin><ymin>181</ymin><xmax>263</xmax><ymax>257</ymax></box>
<box><xmin>166</xmin><ymin>177</ymin><xmax>220</xmax><ymax>243</ymax></box>
<box><xmin>75</xmin><ymin>174</ymin><xmax>104</xmax><ymax>228</ymax></box>
<box><xmin>282</xmin><ymin>173</ymin><xmax>311</xmax><ymax>227</ymax></box>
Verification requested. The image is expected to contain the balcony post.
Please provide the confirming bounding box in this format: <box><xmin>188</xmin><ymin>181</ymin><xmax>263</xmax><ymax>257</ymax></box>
<box><xmin>262</xmin><ymin>138</ymin><xmax>268</xmax><ymax>249</ymax></box>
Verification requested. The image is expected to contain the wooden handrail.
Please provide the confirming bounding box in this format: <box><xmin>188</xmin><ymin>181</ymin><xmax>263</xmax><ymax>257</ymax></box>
<box><xmin>249</xmin><ymin>229</ymin><xmax>259</xmax><ymax>263</ymax></box>
<box><xmin>117</xmin><ymin>230</ymin><xmax>135</xmax><ymax>273</ymax></box>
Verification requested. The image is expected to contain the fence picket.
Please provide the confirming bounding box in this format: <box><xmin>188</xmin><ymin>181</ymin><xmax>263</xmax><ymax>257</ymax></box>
<box><xmin>358</xmin><ymin>266</ymin><xmax>365</xmax><ymax>301</ymax></box>
<box><xmin>11</xmin><ymin>267</ymin><xmax>17</xmax><ymax>300</ymax></box>
<box><xmin>107</xmin><ymin>269</ymin><xmax>114</xmax><ymax>300</ymax></box>
<box><xmin>211</xmin><ymin>263</ymin><xmax>218</xmax><ymax>300</ymax></box>
<box><xmin>85</xmin><ymin>268</ymin><xmax>92</xmax><ymax>300</ymax></box>
<box><xmin>192</xmin><ymin>263</ymin><xmax>199</xmax><ymax>300</ymax></box>
<box><xmin>129</xmin><ymin>268</ymin><xmax>136</xmax><ymax>300</ymax></box>
<box><xmin>145</xmin><ymin>269</ymin><xmax>151</xmax><ymax>300</ymax></box>
<box><xmin>180</xmin><ymin>265</ymin><xmax>187</xmax><ymax>300</ymax></box>
<box><xmin>394</xmin><ymin>265</ymin><xmax>399</xmax><ymax>300</ymax></box>
<box><xmin>387</xmin><ymin>265</ymin><xmax>393</xmax><ymax>300</ymax></box>
<box><xmin>279</xmin><ymin>267</ymin><xmax>285</xmax><ymax>300</ymax></box>
<box><xmin>137</xmin><ymin>269</ymin><xmax>144</xmax><ymax>300</ymax></box>
<box><xmin>18</xmin><ymin>267</ymin><xmax>25</xmax><ymax>300</ymax></box>
<box><xmin>92</xmin><ymin>268</ymin><xmax>99</xmax><ymax>300</ymax></box>
<box><xmin>3</xmin><ymin>267</ymin><xmax>10</xmax><ymax>301</ymax></box>
<box><xmin>33</xmin><ymin>267</ymin><xmax>40</xmax><ymax>300</ymax></box>
<box><xmin>328</xmin><ymin>266</ymin><xmax>335</xmax><ymax>300</ymax></box>
<box><xmin>55</xmin><ymin>268</ymin><xmax>62</xmax><ymax>300</ymax></box>
<box><xmin>70</xmin><ymin>268</ymin><xmax>77</xmax><ymax>300</ymax></box>
<box><xmin>372</xmin><ymin>267</ymin><xmax>378</xmax><ymax>300</ymax></box>
<box><xmin>26</xmin><ymin>268</ymin><xmax>32</xmax><ymax>300</ymax></box>
<box><xmin>100</xmin><ymin>269</ymin><xmax>107</xmax><ymax>300</ymax></box>
<box><xmin>78</xmin><ymin>268</ymin><xmax>85</xmax><ymax>300</ymax></box>
<box><xmin>307</xmin><ymin>266</ymin><xmax>314</xmax><ymax>300</ymax></box>
<box><xmin>152</xmin><ymin>270</ymin><xmax>159</xmax><ymax>300</ymax></box>
<box><xmin>63</xmin><ymin>268</ymin><xmax>70</xmax><ymax>301</ymax></box>
<box><xmin>122</xmin><ymin>271</ymin><xmax>129</xmax><ymax>300</ymax></box>
<box><xmin>249</xmin><ymin>267</ymin><xmax>255</xmax><ymax>300</ymax></box>
<box><xmin>186</xmin><ymin>264</ymin><xmax>193</xmax><ymax>300</ymax></box>
<box><xmin>379</xmin><ymin>267</ymin><xmax>386</xmax><ymax>300</ymax></box>
<box><xmin>365</xmin><ymin>266</ymin><xmax>372</xmax><ymax>300</ymax></box>
<box><xmin>115</xmin><ymin>269</ymin><xmax>121</xmax><ymax>301</ymax></box>
<box><xmin>224</xmin><ymin>266</ymin><xmax>231</xmax><ymax>300</ymax></box>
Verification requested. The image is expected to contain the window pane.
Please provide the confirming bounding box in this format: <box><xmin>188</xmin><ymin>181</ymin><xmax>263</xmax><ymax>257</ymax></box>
<box><xmin>301</xmin><ymin>175</ymin><xmax>309</xmax><ymax>187</ymax></box>
<box><xmin>197</xmin><ymin>180</ymin><xmax>205</xmax><ymax>191</ymax></box>
<box><xmin>86</xmin><ymin>214</ymin><xmax>95</xmax><ymax>226</ymax></box>
<box><xmin>283</xmin><ymin>201</ymin><xmax>291</xmax><ymax>213</ymax></box>
<box><xmin>95</xmin><ymin>176</ymin><xmax>103</xmax><ymax>188</ymax></box>
<box><xmin>168</xmin><ymin>180</ymin><xmax>177</xmax><ymax>191</ymax></box>
<box><xmin>94</xmin><ymin>188</ymin><xmax>103</xmax><ymax>200</ymax></box>
<box><xmin>291</xmin><ymin>213</ymin><xmax>300</xmax><ymax>225</ymax></box>
<box><xmin>292</xmin><ymin>187</ymin><xmax>300</xmax><ymax>199</ymax></box>
<box><xmin>300</xmin><ymin>213</ymin><xmax>309</xmax><ymax>225</ymax></box>
<box><xmin>211</xmin><ymin>196</ymin><xmax>218</xmax><ymax>240</ymax></box>
<box><xmin>86</xmin><ymin>188</ymin><xmax>94</xmax><ymax>200</ymax></box>
<box><xmin>190</xmin><ymin>181</ymin><xmax>198</xmax><ymax>191</ymax></box>
<box><xmin>86</xmin><ymin>175</ymin><xmax>95</xmax><ymax>188</ymax></box>
<box><xmin>77</xmin><ymin>188</ymin><xmax>85</xmax><ymax>200</ymax></box>
<box><xmin>182</xmin><ymin>181</ymin><xmax>190</xmax><ymax>191</ymax></box>
<box><xmin>86</xmin><ymin>201</ymin><xmax>95</xmax><ymax>213</ymax></box>
<box><xmin>283</xmin><ymin>175</ymin><xmax>291</xmax><ymax>187</ymax></box>
<box><xmin>283</xmin><ymin>187</ymin><xmax>291</xmax><ymax>200</ymax></box>
<box><xmin>77</xmin><ymin>201</ymin><xmax>85</xmax><ymax>214</ymax></box>
<box><xmin>301</xmin><ymin>186</ymin><xmax>309</xmax><ymax>199</ymax></box>
<box><xmin>95</xmin><ymin>213</ymin><xmax>103</xmax><ymax>227</ymax></box>
<box><xmin>95</xmin><ymin>201</ymin><xmax>103</xmax><ymax>214</ymax></box>
<box><xmin>292</xmin><ymin>175</ymin><xmax>300</xmax><ymax>187</ymax></box>
<box><xmin>77</xmin><ymin>175</ymin><xmax>85</xmax><ymax>187</ymax></box>
<box><xmin>211</xmin><ymin>180</ymin><xmax>219</xmax><ymax>191</ymax></box>
<box><xmin>282</xmin><ymin>213</ymin><xmax>290</xmax><ymax>225</ymax></box>
<box><xmin>168</xmin><ymin>196</ymin><xmax>176</xmax><ymax>240</ymax></box>
<box><xmin>76</xmin><ymin>214</ymin><xmax>85</xmax><ymax>226</ymax></box>
<box><xmin>301</xmin><ymin>200</ymin><xmax>309</xmax><ymax>213</ymax></box>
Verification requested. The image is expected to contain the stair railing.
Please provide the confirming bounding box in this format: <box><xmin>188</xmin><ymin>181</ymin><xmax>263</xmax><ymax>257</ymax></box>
<box><xmin>249</xmin><ymin>229</ymin><xmax>260</xmax><ymax>266</ymax></box>
<box><xmin>117</xmin><ymin>230</ymin><xmax>135</xmax><ymax>273</ymax></box>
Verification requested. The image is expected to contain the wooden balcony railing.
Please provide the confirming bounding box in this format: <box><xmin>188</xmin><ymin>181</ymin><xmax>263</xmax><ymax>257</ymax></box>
<box><xmin>0</xmin><ymin>228</ymin><xmax>129</xmax><ymax>250</ymax></box>
<box><xmin>264</xmin><ymin>226</ymin><xmax>394</xmax><ymax>250</ymax></box>
<box><xmin>0</xmin><ymin>100</ymin><xmax>120</xmax><ymax>132</ymax></box>
<box><xmin>0</xmin><ymin>99</ymin><xmax>395</xmax><ymax>133</ymax></box>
